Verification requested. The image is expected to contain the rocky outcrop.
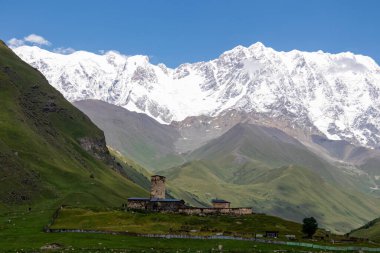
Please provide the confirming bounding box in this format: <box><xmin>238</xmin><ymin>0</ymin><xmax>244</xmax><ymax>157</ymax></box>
<box><xmin>78</xmin><ymin>136</ymin><xmax>110</xmax><ymax>162</ymax></box>
<box><xmin>78</xmin><ymin>136</ymin><xmax>125</xmax><ymax>174</ymax></box>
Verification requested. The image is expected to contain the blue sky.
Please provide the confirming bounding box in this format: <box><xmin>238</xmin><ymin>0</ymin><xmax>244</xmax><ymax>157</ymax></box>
<box><xmin>1</xmin><ymin>0</ymin><xmax>379</xmax><ymax>67</ymax></box>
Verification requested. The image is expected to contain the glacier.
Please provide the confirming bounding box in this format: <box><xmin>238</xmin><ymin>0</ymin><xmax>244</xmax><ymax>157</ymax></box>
<box><xmin>13</xmin><ymin>42</ymin><xmax>380</xmax><ymax>148</ymax></box>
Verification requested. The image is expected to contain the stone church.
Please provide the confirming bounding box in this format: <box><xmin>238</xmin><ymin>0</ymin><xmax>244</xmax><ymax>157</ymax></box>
<box><xmin>127</xmin><ymin>175</ymin><xmax>186</xmax><ymax>211</ymax></box>
<box><xmin>126</xmin><ymin>175</ymin><xmax>252</xmax><ymax>215</ymax></box>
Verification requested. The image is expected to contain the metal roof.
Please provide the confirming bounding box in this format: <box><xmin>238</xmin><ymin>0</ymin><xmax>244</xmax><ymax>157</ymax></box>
<box><xmin>211</xmin><ymin>199</ymin><xmax>230</xmax><ymax>203</ymax></box>
<box><xmin>150</xmin><ymin>198</ymin><xmax>183</xmax><ymax>202</ymax></box>
<box><xmin>127</xmin><ymin>197</ymin><xmax>183</xmax><ymax>202</ymax></box>
<box><xmin>127</xmin><ymin>197</ymin><xmax>150</xmax><ymax>201</ymax></box>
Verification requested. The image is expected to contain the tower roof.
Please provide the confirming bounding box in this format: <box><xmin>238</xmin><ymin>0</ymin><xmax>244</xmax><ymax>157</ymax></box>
<box><xmin>211</xmin><ymin>199</ymin><xmax>230</xmax><ymax>203</ymax></box>
<box><xmin>128</xmin><ymin>197</ymin><xmax>150</xmax><ymax>201</ymax></box>
<box><xmin>151</xmin><ymin>175</ymin><xmax>166</xmax><ymax>179</ymax></box>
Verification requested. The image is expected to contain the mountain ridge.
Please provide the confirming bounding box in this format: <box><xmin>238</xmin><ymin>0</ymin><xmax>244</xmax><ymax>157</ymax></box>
<box><xmin>12</xmin><ymin>42</ymin><xmax>380</xmax><ymax>149</ymax></box>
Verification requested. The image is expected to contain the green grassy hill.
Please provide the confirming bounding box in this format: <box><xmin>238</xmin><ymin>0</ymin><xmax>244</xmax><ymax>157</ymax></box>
<box><xmin>108</xmin><ymin>146</ymin><xmax>152</xmax><ymax>191</ymax></box>
<box><xmin>187</xmin><ymin>124</ymin><xmax>338</xmax><ymax>180</ymax></box>
<box><xmin>350</xmin><ymin>217</ymin><xmax>380</xmax><ymax>242</ymax></box>
<box><xmin>159</xmin><ymin>124</ymin><xmax>380</xmax><ymax>233</ymax></box>
<box><xmin>0</xmin><ymin>40</ymin><xmax>152</xmax><ymax>251</ymax></box>
<box><xmin>0</xmin><ymin>40</ymin><xmax>147</xmax><ymax>210</ymax></box>
<box><xmin>51</xmin><ymin>207</ymin><xmax>306</xmax><ymax>238</ymax></box>
<box><xmin>163</xmin><ymin>162</ymin><xmax>380</xmax><ymax>234</ymax></box>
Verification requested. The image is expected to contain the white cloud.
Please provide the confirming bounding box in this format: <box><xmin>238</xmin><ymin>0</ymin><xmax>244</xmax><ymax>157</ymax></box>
<box><xmin>24</xmin><ymin>34</ymin><xmax>51</xmax><ymax>46</ymax></box>
<box><xmin>7</xmin><ymin>38</ymin><xmax>25</xmax><ymax>47</ymax></box>
<box><xmin>53</xmin><ymin>47</ymin><xmax>76</xmax><ymax>54</ymax></box>
<box><xmin>7</xmin><ymin>34</ymin><xmax>52</xmax><ymax>48</ymax></box>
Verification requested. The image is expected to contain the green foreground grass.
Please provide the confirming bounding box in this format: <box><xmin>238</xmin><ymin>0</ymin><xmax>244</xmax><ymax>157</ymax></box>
<box><xmin>51</xmin><ymin>208</ymin><xmax>304</xmax><ymax>238</ymax></box>
<box><xmin>1</xmin><ymin>206</ymin><xmax>379</xmax><ymax>252</ymax></box>
<box><xmin>0</xmin><ymin>207</ymin><xmax>311</xmax><ymax>252</ymax></box>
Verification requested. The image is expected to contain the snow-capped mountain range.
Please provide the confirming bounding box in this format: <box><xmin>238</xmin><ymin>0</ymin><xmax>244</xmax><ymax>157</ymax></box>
<box><xmin>13</xmin><ymin>43</ymin><xmax>380</xmax><ymax>148</ymax></box>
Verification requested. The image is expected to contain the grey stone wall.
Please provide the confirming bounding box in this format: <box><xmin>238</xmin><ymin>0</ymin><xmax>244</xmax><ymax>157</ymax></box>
<box><xmin>178</xmin><ymin>207</ymin><xmax>252</xmax><ymax>216</ymax></box>
<box><xmin>149</xmin><ymin>200</ymin><xmax>186</xmax><ymax>212</ymax></box>
<box><xmin>127</xmin><ymin>199</ymin><xmax>252</xmax><ymax>216</ymax></box>
<box><xmin>127</xmin><ymin>199</ymin><xmax>150</xmax><ymax>210</ymax></box>
<box><xmin>212</xmin><ymin>202</ymin><xmax>231</xmax><ymax>209</ymax></box>
<box><xmin>127</xmin><ymin>199</ymin><xmax>186</xmax><ymax>212</ymax></box>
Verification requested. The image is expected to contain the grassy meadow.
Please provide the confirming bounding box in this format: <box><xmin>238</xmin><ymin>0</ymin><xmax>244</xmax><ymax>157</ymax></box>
<box><xmin>0</xmin><ymin>205</ymin><xmax>315</xmax><ymax>252</ymax></box>
<box><xmin>2</xmin><ymin>205</ymin><xmax>378</xmax><ymax>252</ymax></box>
<box><xmin>50</xmin><ymin>207</ymin><xmax>304</xmax><ymax>238</ymax></box>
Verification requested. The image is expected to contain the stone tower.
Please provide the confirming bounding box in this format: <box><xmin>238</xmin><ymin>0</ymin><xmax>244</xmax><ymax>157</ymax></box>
<box><xmin>150</xmin><ymin>175</ymin><xmax>166</xmax><ymax>199</ymax></box>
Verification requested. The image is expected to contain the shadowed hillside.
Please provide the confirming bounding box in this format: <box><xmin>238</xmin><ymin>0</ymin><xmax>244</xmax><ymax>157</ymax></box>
<box><xmin>0</xmin><ymin>41</ymin><xmax>147</xmax><ymax>209</ymax></box>
<box><xmin>74</xmin><ymin>100</ymin><xmax>185</xmax><ymax>171</ymax></box>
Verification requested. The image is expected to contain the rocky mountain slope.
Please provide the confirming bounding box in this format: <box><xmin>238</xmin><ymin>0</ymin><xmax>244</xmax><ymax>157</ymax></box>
<box><xmin>13</xmin><ymin>43</ymin><xmax>380</xmax><ymax>149</ymax></box>
<box><xmin>0</xmin><ymin>41</ymin><xmax>146</xmax><ymax>208</ymax></box>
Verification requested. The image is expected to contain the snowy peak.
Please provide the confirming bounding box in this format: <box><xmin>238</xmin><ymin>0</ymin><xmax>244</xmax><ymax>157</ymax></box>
<box><xmin>13</xmin><ymin>43</ymin><xmax>380</xmax><ymax>148</ymax></box>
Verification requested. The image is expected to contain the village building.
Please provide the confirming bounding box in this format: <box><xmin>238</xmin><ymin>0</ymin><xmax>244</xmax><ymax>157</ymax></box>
<box><xmin>285</xmin><ymin>234</ymin><xmax>296</xmax><ymax>240</ymax></box>
<box><xmin>127</xmin><ymin>197</ymin><xmax>186</xmax><ymax>212</ymax></box>
<box><xmin>127</xmin><ymin>175</ymin><xmax>186</xmax><ymax>211</ymax></box>
<box><xmin>126</xmin><ymin>175</ymin><xmax>252</xmax><ymax>215</ymax></box>
<box><xmin>265</xmin><ymin>231</ymin><xmax>279</xmax><ymax>238</ymax></box>
<box><xmin>211</xmin><ymin>199</ymin><xmax>231</xmax><ymax>208</ymax></box>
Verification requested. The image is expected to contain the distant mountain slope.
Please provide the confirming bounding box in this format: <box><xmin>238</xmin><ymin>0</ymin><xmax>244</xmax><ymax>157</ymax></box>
<box><xmin>13</xmin><ymin>43</ymin><xmax>380</xmax><ymax>148</ymax></box>
<box><xmin>310</xmin><ymin>135</ymin><xmax>380</xmax><ymax>193</ymax></box>
<box><xmin>188</xmin><ymin>123</ymin><xmax>337</xmax><ymax>179</ymax></box>
<box><xmin>162</xmin><ymin>161</ymin><xmax>380</xmax><ymax>233</ymax></box>
<box><xmin>0</xmin><ymin>41</ymin><xmax>146</xmax><ymax>208</ymax></box>
<box><xmin>311</xmin><ymin>135</ymin><xmax>380</xmax><ymax>163</ymax></box>
<box><xmin>72</xmin><ymin>99</ymin><xmax>380</xmax><ymax>193</ymax></box>
<box><xmin>74</xmin><ymin>100</ymin><xmax>184</xmax><ymax>171</ymax></box>
<box><xmin>158</xmin><ymin>123</ymin><xmax>380</xmax><ymax>233</ymax></box>
<box><xmin>350</xmin><ymin>217</ymin><xmax>380</xmax><ymax>242</ymax></box>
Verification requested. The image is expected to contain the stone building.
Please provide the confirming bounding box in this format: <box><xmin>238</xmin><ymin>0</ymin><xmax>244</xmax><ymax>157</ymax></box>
<box><xmin>126</xmin><ymin>175</ymin><xmax>252</xmax><ymax>215</ymax></box>
<box><xmin>178</xmin><ymin>207</ymin><xmax>252</xmax><ymax>215</ymax></box>
<box><xmin>127</xmin><ymin>175</ymin><xmax>186</xmax><ymax>212</ymax></box>
<box><xmin>127</xmin><ymin>197</ymin><xmax>186</xmax><ymax>211</ymax></box>
<box><xmin>211</xmin><ymin>199</ymin><xmax>231</xmax><ymax>208</ymax></box>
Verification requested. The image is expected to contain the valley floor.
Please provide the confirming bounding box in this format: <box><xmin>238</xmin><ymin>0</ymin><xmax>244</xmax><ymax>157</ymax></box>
<box><xmin>1</xmin><ymin>206</ymin><xmax>378</xmax><ymax>252</ymax></box>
